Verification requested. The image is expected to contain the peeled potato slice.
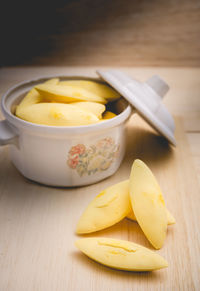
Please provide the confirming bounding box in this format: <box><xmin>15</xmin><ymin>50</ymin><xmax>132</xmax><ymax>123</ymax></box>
<box><xmin>72</xmin><ymin>102</ymin><xmax>105</xmax><ymax>119</ymax></box>
<box><xmin>127</xmin><ymin>208</ymin><xmax>175</xmax><ymax>225</ymax></box>
<box><xmin>129</xmin><ymin>160</ymin><xmax>167</xmax><ymax>249</ymax></box>
<box><xmin>44</xmin><ymin>78</ymin><xmax>59</xmax><ymax>85</ymax></box>
<box><xmin>35</xmin><ymin>84</ymin><xmax>107</xmax><ymax>104</ymax></box>
<box><xmin>16</xmin><ymin>103</ymin><xmax>99</xmax><ymax>126</ymax></box>
<box><xmin>126</xmin><ymin>211</ymin><xmax>137</xmax><ymax>221</ymax></box>
<box><xmin>16</xmin><ymin>78</ymin><xmax>60</xmax><ymax>116</ymax></box>
<box><xmin>15</xmin><ymin>89</ymin><xmax>42</xmax><ymax>116</ymax></box>
<box><xmin>59</xmin><ymin>80</ymin><xmax>120</xmax><ymax>101</ymax></box>
<box><xmin>76</xmin><ymin>180</ymin><xmax>132</xmax><ymax>234</ymax></box>
<box><xmin>166</xmin><ymin>209</ymin><xmax>176</xmax><ymax>225</ymax></box>
<box><xmin>102</xmin><ymin>111</ymin><xmax>117</xmax><ymax>119</ymax></box>
<box><xmin>75</xmin><ymin>237</ymin><xmax>168</xmax><ymax>271</ymax></box>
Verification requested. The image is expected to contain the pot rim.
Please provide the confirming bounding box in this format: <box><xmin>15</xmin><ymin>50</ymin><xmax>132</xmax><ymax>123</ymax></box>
<box><xmin>1</xmin><ymin>74</ymin><xmax>132</xmax><ymax>134</ymax></box>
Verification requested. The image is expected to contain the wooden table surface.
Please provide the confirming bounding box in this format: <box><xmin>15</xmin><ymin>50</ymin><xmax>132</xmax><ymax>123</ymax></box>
<box><xmin>0</xmin><ymin>67</ymin><xmax>200</xmax><ymax>291</ymax></box>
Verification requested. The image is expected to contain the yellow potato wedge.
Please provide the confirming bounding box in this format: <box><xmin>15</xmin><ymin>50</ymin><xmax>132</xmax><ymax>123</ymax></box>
<box><xmin>126</xmin><ymin>211</ymin><xmax>137</xmax><ymax>221</ymax></box>
<box><xmin>102</xmin><ymin>111</ymin><xmax>117</xmax><ymax>119</ymax></box>
<box><xmin>16</xmin><ymin>78</ymin><xmax>59</xmax><ymax>115</ymax></box>
<box><xmin>59</xmin><ymin>80</ymin><xmax>120</xmax><ymax>101</ymax></box>
<box><xmin>75</xmin><ymin>237</ymin><xmax>168</xmax><ymax>271</ymax></box>
<box><xmin>15</xmin><ymin>88</ymin><xmax>42</xmax><ymax>116</ymax></box>
<box><xmin>16</xmin><ymin>103</ymin><xmax>99</xmax><ymax>126</ymax></box>
<box><xmin>76</xmin><ymin>180</ymin><xmax>132</xmax><ymax>234</ymax></box>
<box><xmin>35</xmin><ymin>84</ymin><xmax>107</xmax><ymax>104</ymax></box>
<box><xmin>129</xmin><ymin>160</ymin><xmax>167</xmax><ymax>249</ymax></box>
<box><xmin>127</xmin><ymin>208</ymin><xmax>175</xmax><ymax>225</ymax></box>
<box><xmin>72</xmin><ymin>102</ymin><xmax>105</xmax><ymax>119</ymax></box>
<box><xmin>44</xmin><ymin>78</ymin><xmax>59</xmax><ymax>85</ymax></box>
<box><xmin>166</xmin><ymin>209</ymin><xmax>176</xmax><ymax>225</ymax></box>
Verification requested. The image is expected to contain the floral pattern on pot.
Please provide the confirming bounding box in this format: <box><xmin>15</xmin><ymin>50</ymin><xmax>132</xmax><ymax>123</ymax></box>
<box><xmin>67</xmin><ymin>137</ymin><xmax>120</xmax><ymax>177</ymax></box>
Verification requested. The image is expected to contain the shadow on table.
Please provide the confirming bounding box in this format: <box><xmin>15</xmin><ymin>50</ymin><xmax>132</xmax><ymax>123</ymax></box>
<box><xmin>124</xmin><ymin>116</ymin><xmax>174</xmax><ymax>164</ymax></box>
<box><xmin>70</xmin><ymin>250</ymin><xmax>166</xmax><ymax>283</ymax></box>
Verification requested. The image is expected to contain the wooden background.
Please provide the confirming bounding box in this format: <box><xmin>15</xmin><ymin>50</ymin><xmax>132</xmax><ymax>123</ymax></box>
<box><xmin>1</xmin><ymin>0</ymin><xmax>200</xmax><ymax>67</ymax></box>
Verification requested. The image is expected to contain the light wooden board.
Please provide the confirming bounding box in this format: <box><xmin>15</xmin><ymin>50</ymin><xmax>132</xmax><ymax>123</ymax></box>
<box><xmin>187</xmin><ymin>133</ymin><xmax>200</xmax><ymax>186</ymax></box>
<box><xmin>0</xmin><ymin>116</ymin><xmax>199</xmax><ymax>291</ymax></box>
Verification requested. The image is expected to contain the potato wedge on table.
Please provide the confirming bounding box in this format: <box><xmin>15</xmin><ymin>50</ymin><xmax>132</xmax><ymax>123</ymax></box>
<box><xmin>127</xmin><ymin>208</ymin><xmax>176</xmax><ymax>225</ymax></box>
<box><xmin>129</xmin><ymin>159</ymin><xmax>168</xmax><ymax>249</ymax></box>
<box><xmin>76</xmin><ymin>180</ymin><xmax>132</xmax><ymax>234</ymax></box>
<box><xmin>76</xmin><ymin>176</ymin><xmax>175</xmax><ymax>234</ymax></box>
<box><xmin>75</xmin><ymin>237</ymin><xmax>168</xmax><ymax>271</ymax></box>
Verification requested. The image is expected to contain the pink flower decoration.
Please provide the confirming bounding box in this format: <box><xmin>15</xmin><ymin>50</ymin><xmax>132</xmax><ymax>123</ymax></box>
<box><xmin>67</xmin><ymin>137</ymin><xmax>119</xmax><ymax>176</ymax></box>
<box><xmin>68</xmin><ymin>155</ymin><xmax>79</xmax><ymax>169</ymax></box>
<box><xmin>69</xmin><ymin>144</ymin><xmax>86</xmax><ymax>156</ymax></box>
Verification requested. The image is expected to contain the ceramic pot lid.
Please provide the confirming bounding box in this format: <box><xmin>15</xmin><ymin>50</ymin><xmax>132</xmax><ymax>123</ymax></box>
<box><xmin>97</xmin><ymin>69</ymin><xmax>176</xmax><ymax>146</ymax></box>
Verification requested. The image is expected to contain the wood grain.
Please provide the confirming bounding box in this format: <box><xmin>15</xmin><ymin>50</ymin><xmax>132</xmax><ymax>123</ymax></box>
<box><xmin>187</xmin><ymin>133</ymin><xmax>200</xmax><ymax>186</ymax></box>
<box><xmin>0</xmin><ymin>67</ymin><xmax>200</xmax><ymax>290</ymax></box>
<box><xmin>1</xmin><ymin>0</ymin><xmax>200</xmax><ymax>67</ymax></box>
<box><xmin>0</xmin><ymin>116</ymin><xmax>199</xmax><ymax>291</ymax></box>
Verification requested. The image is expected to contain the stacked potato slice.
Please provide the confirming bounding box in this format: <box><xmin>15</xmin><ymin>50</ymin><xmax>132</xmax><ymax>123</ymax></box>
<box><xmin>15</xmin><ymin>78</ymin><xmax>119</xmax><ymax>126</ymax></box>
<box><xmin>75</xmin><ymin>159</ymin><xmax>175</xmax><ymax>271</ymax></box>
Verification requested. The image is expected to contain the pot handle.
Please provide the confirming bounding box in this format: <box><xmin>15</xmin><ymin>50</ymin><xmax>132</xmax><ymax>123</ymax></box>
<box><xmin>0</xmin><ymin>120</ymin><xmax>18</xmax><ymax>146</ymax></box>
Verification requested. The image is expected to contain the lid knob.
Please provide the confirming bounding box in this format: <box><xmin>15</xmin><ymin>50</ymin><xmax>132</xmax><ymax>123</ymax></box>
<box><xmin>146</xmin><ymin>75</ymin><xmax>169</xmax><ymax>99</ymax></box>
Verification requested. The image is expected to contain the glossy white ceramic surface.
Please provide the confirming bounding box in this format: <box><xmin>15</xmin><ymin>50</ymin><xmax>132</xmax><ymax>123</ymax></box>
<box><xmin>98</xmin><ymin>70</ymin><xmax>176</xmax><ymax>145</ymax></box>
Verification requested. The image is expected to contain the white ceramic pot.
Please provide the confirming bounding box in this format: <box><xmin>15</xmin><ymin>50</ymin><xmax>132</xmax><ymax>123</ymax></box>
<box><xmin>0</xmin><ymin>75</ymin><xmax>132</xmax><ymax>187</ymax></box>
